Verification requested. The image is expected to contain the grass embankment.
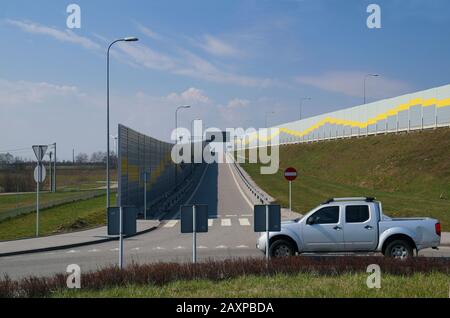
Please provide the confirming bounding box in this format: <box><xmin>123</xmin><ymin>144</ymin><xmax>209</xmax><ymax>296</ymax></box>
<box><xmin>0</xmin><ymin>194</ymin><xmax>115</xmax><ymax>241</ymax></box>
<box><xmin>240</xmin><ymin>128</ymin><xmax>450</xmax><ymax>230</ymax></box>
<box><xmin>54</xmin><ymin>272</ymin><xmax>449</xmax><ymax>298</ymax></box>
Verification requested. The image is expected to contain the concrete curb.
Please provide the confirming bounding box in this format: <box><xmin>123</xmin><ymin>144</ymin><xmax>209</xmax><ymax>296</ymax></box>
<box><xmin>0</xmin><ymin>223</ymin><xmax>159</xmax><ymax>258</ymax></box>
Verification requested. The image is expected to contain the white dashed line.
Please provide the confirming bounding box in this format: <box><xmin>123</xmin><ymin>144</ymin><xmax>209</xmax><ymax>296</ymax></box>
<box><xmin>239</xmin><ymin>218</ymin><xmax>251</xmax><ymax>226</ymax></box>
<box><xmin>198</xmin><ymin>246</ymin><xmax>208</xmax><ymax>249</ymax></box>
<box><xmin>153</xmin><ymin>247</ymin><xmax>166</xmax><ymax>250</ymax></box>
<box><xmin>164</xmin><ymin>220</ymin><xmax>178</xmax><ymax>228</ymax></box>
<box><xmin>131</xmin><ymin>247</ymin><xmax>140</xmax><ymax>251</ymax></box>
<box><xmin>215</xmin><ymin>245</ymin><xmax>227</xmax><ymax>249</ymax></box>
<box><xmin>236</xmin><ymin>245</ymin><xmax>249</xmax><ymax>249</ymax></box>
<box><xmin>66</xmin><ymin>250</ymin><xmax>78</xmax><ymax>254</ymax></box>
<box><xmin>174</xmin><ymin>246</ymin><xmax>185</xmax><ymax>250</ymax></box>
<box><xmin>208</xmin><ymin>219</ymin><xmax>214</xmax><ymax>227</ymax></box>
<box><xmin>221</xmin><ymin>219</ymin><xmax>231</xmax><ymax>226</ymax></box>
<box><xmin>110</xmin><ymin>248</ymin><xmax>119</xmax><ymax>251</ymax></box>
<box><xmin>88</xmin><ymin>249</ymin><xmax>100</xmax><ymax>253</ymax></box>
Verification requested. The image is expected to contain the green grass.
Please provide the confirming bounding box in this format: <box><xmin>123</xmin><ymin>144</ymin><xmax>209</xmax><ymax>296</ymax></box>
<box><xmin>0</xmin><ymin>194</ymin><xmax>115</xmax><ymax>241</ymax></box>
<box><xmin>240</xmin><ymin>128</ymin><xmax>450</xmax><ymax>231</ymax></box>
<box><xmin>0</xmin><ymin>190</ymin><xmax>103</xmax><ymax>215</ymax></box>
<box><xmin>53</xmin><ymin>272</ymin><xmax>450</xmax><ymax>298</ymax></box>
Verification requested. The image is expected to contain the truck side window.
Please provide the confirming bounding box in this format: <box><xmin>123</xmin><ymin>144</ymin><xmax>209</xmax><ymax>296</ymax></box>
<box><xmin>310</xmin><ymin>206</ymin><xmax>339</xmax><ymax>224</ymax></box>
<box><xmin>346</xmin><ymin>205</ymin><xmax>370</xmax><ymax>223</ymax></box>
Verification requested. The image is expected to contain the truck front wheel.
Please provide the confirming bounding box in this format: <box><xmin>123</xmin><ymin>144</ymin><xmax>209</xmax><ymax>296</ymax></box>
<box><xmin>269</xmin><ymin>239</ymin><xmax>295</xmax><ymax>258</ymax></box>
<box><xmin>384</xmin><ymin>240</ymin><xmax>414</xmax><ymax>259</ymax></box>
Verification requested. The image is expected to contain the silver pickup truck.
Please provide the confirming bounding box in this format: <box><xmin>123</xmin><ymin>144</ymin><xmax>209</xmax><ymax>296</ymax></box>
<box><xmin>257</xmin><ymin>197</ymin><xmax>441</xmax><ymax>259</ymax></box>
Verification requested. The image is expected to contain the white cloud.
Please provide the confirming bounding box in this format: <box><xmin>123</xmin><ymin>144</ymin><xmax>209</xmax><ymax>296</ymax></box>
<box><xmin>5</xmin><ymin>19</ymin><xmax>101</xmax><ymax>51</ymax></box>
<box><xmin>226</xmin><ymin>98</ymin><xmax>250</xmax><ymax>109</ymax></box>
<box><xmin>167</xmin><ymin>87</ymin><xmax>210</xmax><ymax>104</ymax></box>
<box><xmin>135</xmin><ymin>23</ymin><xmax>163</xmax><ymax>40</ymax></box>
<box><xmin>296</xmin><ymin>71</ymin><xmax>412</xmax><ymax>99</ymax></box>
<box><xmin>198</xmin><ymin>35</ymin><xmax>240</xmax><ymax>57</ymax></box>
<box><xmin>116</xmin><ymin>43</ymin><xmax>177</xmax><ymax>71</ymax></box>
<box><xmin>0</xmin><ymin>78</ymin><xmax>81</xmax><ymax>105</ymax></box>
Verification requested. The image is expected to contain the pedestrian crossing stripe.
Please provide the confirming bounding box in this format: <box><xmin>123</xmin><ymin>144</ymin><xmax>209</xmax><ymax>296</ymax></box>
<box><xmin>221</xmin><ymin>218</ymin><xmax>231</xmax><ymax>226</ymax></box>
<box><xmin>239</xmin><ymin>218</ymin><xmax>251</xmax><ymax>226</ymax></box>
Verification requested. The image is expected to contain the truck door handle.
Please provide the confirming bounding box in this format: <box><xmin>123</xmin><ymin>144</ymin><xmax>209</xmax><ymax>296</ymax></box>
<box><xmin>333</xmin><ymin>226</ymin><xmax>342</xmax><ymax>231</ymax></box>
<box><xmin>364</xmin><ymin>225</ymin><xmax>373</xmax><ymax>230</ymax></box>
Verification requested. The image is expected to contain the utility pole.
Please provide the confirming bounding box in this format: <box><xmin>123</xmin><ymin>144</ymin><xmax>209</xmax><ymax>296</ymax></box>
<box><xmin>72</xmin><ymin>149</ymin><xmax>75</xmax><ymax>165</ymax></box>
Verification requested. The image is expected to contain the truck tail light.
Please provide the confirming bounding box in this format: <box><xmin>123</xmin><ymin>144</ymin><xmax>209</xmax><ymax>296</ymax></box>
<box><xmin>435</xmin><ymin>223</ymin><xmax>441</xmax><ymax>236</ymax></box>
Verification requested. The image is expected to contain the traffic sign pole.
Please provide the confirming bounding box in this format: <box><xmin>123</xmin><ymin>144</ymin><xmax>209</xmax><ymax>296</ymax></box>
<box><xmin>289</xmin><ymin>180</ymin><xmax>292</xmax><ymax>212</ymax></box>
<box><xmin>192</xmin><ymin>205</ymin><xmax>197</xmax><ymax>264</ymax></box>
<box><xmin>36</xmin><ymin>167</ymin><xmax>40</xmax><ymax>237</ymax></box>
<box><xmin>119</xmin><ymin>206</ymin><xmax>124</xmax><ymax>269</ymax></box>
<box><xmin>266</xmin><ymin>205</ymin><xmax>269</xmax><ymax>261</ymax></box>
<box><xmin>144</xmin><ymin>173</ymin><xmax>147</xmax><ymax>220</ymax></box>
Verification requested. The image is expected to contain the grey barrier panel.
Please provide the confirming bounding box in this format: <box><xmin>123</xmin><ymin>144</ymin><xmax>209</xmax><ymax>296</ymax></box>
<box><xmin>107</xmin><ymin>207</ymin><xmax>137</xmax><ymax>236</ymax></box>
<box><xmin>271</xmin><ymin>84</ymin><xmax>450</xmax><ymax>145</ymax></box>
<box><xmin>180</xmin><ymin>205</ymin><xmax>208</xmax><ymax>233</ymax></box>
<box><xmin>254</xmin><ymin>205</ymin><xmax>281</xmax><ymax>232</ymax></box>
<box><xmin>118</xmin><ymin>124</ymin><xmax>195</xmax><ymax>217</ymax></box>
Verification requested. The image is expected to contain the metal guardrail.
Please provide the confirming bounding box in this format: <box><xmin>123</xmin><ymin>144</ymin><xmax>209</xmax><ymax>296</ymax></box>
<box><xmin>229</xmin><ymin>156</ymin><xmax>272</xmax><ymax>205</ymax></box>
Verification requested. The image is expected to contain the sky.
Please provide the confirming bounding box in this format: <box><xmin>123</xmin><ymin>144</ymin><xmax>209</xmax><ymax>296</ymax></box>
<box><xmin>0</xmin><ymin>0</ymin><xmax>450</xmax><ymax>160</ymax></box>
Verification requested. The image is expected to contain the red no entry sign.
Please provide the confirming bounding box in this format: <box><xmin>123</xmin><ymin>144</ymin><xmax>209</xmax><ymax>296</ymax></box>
<box><xmin>284</xmin><ymin>167</ymin><xmax>297</xmax><ymax>181</ymax></box>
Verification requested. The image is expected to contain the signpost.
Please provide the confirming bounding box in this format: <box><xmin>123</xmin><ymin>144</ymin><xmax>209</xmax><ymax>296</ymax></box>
<box><xmin>181</xmin><ymin>204</ymin><xmax>208</xmax><ymax>263</ymax></box>
<box><xmin>254</xmin><ymin>204</ymin><xmax>281</xmax><ymax>260</ymax></box>
<box><xmin>32</xmin><ymin>145</ymin><xmax>48</xmax><ymax>237</ymax></box>
<box><xmin>107</xmin><ymin>206</ymin><xmax>137</xmax><ymax>269</ymax></box>
<box><xmin>142</xmin><ymin>171</ymin><xmax>150</xmax><ymax>219</ymax></box>
<box><xmin>284</xmin><ymin>167</ymin><xmax>298</xmax><ymax>212</ymax></box>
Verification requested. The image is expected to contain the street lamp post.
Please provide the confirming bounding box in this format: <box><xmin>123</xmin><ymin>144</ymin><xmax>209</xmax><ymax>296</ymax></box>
<box><xmin>175</xmin><ymin>105</ymin><xmax>191</xmax><ymax>187</ymax></box>
<box><xmin>106</xmin><ymin>37</ymin><xmax>138</xmax><ymax>209</ymax></box>
<box><xmin>299</xmin><ymin>97</ymin><xmax>311</xmax><ymax>120</ymax></box>
<box><xmin>364</xmin><ymin>74</ymin><xmax>379</xmax><ymax>104</ymax></box>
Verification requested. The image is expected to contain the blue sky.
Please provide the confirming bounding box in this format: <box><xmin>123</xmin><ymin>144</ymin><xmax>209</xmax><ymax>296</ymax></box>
<box><xmin>1</xmin><ymin>0</ymin><xmax>449</xmax><ymax>159</ymax></box>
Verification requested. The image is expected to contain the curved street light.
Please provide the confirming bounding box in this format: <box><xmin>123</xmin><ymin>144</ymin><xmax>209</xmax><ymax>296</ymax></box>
<box><xmin>106</xmin><ymin>37</ymin><xmax>139</xmax><ymax>209</ymax></box>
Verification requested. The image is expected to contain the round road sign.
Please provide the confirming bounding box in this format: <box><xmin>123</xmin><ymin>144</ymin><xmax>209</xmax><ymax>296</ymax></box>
<box><xmin>284</xmin><ymin>167</ymin><xmax>297</xmax><ymax>181</ymax></box>
<box><xmin>34</xmin><ymin>164</ymin><xmax>47</xmax><ymax>183</ymax></box>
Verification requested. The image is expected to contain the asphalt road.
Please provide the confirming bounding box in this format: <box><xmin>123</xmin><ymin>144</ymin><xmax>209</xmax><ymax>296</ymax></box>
<box><xmin>0</xmin><ymin>160</ymin><xmax>262</xmax><ymax>279</ymax></box>
<box><xmin>1</xmin><ymin>159</ymin><xmax>449</xmax><ymax>280</ymax></box>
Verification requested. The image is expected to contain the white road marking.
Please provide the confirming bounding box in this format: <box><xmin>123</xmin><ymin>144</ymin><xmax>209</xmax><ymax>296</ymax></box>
<box><xmin>236</xmin><ymin>245</ymin><xmax>249</xmax><ymax>249</ymax></box>
<box><xmin>215</xmin><ymin>245</ymin><xmax>227</xmax><ymax>249</ymax></box>
<box><xmin>110</xmin><ymin>248</ymin><xmax>119</xmax><ymax>251</ymax></box>
<box><xmin>153</xmin><ymin>247</ymin><xmax>166</xmax><ymax>250</ymax></box>
<box><xmin>221</xmin><ymin>218</ymin><xmax>231</xmax><ymax>226</ymax></box>
<box><xmin>198</xmin><ymin>246</ymin><xmax>208</xmax><ymax>249</ymax></box>
<box><xmin>226</xmin><ymin>154</ymin><xmax>254</xmax><ymax>209</ymax></box>
<box><xmin>164</xmin><ymin>220</ymin><xmax>178</xmax><ymax>228</ymax></box>
<box><xmin>226</xmin><ymin>214</ymin><xmax>237</xmax><ymax>217</ymax></box>
<box><xmin>242</xmin><ymin>214</ymin><xmax>253</xmax><ymax>217</ymax></box>
<box><xmin>88</xmin><ymin>249</ymin><xmax>100</xmax><ymax>253</ymax></box>
<box><xmin>66</xmin><ymin>250</ymin><xmax>78</xmax><ymax>254</ymax></box>
<box><xmin>239</xmin><ymin>218</ymin><xmax>251</xmax><ymax>226</ymax></box>
<box><xmin>174</xmin><ymin>246</ymin><xmax>185</xmax><ymax>250</ymax></box>
<box><xmin>208</xmin><ymin>219</ymin><xmax>214</xmax><ymax>227</ymax></box>
<box><xmin>131</xmin><ymin>247</ymin><xmax>140</xmax><ymax>251</ymax></box>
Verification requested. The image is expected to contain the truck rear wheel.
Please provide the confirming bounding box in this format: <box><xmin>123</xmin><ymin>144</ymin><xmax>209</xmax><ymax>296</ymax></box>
<box><xmin>269</xmin><ymin>239</ymin><xmax>295</xmax><ymax>258</ymax></box>
<box><xmin>385</xmin><ymin>240</ymin><xmax>414</xmax><ymax>259</ymax></box>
